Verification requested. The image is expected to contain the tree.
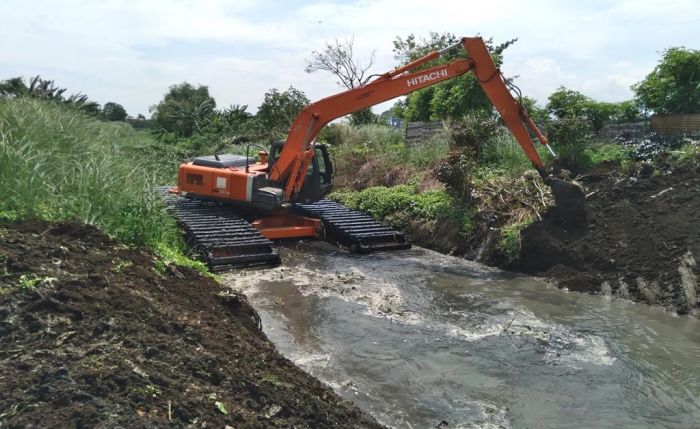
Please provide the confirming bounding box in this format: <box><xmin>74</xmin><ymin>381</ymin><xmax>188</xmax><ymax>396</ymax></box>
<box><xmin>305</xmin><ymin>36</ymin><xmax>377</xmax><ymax>125</ymax></box>
<box><xmin>0</xmin><ymin>77</ymin><xmax>30</xmax><ymax>98</ymax></box>
<box><xmin>633</xmin><ymin>47</ymin><xmax>700</xmax><ymax>114</ymax></box>
<box><xmin>546</xmin><ymin>87</ymin><xmax>590</xmax><ymax>119</ymax></box>
<box><xmin>611</xmin><ymin>100</ymin><xmax>640</xmax><ymax>122</ymax></box>
<box><xmin>0</xmin><ymin>75</ymin><xmax>100</xmax><ymax>116</ymax></box>
<box><xmin>256</xmin><ymin>86</ymin><xmax>309</xmax><ymax>137</ymax></box>
<box><xmin>150</xmin><ymin>82</ymin><xmax>216</xmax><ymax>137</ymax></box>
<box><xmin>546</xmin><ymin>87</ymin><xmax>641</xmax><ymax>132</ymax></box>
<box><xmin>392</xmin><ymin>32</ymin><xmax>517</xmax><ymax>122</ymax></box>
<box><xmin>102</xmin><ymin>102</ymin><xmax>127</xmax><ymax>121</ymax></box>
<box><xmin>202</xmin><ymin>104</ymin><xmax>254</xmax><ymax>137</ymax></box>
<box><xmin>0</xmin><ymin>76</ymin><xmax>67</xmax><ymax>100</ymax></box>
<box><xmin>220</xmin><ymin>104</ymin><xmax>252</xmax><ymax>126</ymax></box>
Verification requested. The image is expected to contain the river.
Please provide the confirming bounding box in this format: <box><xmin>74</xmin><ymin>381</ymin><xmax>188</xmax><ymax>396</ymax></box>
<box><xmin>223</xmin><ymin>243</ymin><xmax>700</xmax><ymax>429</ymax></box>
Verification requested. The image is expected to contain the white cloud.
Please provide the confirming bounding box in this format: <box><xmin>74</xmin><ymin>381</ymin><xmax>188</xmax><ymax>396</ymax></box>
<box><xmin>0</xmin><ymin>0</ymin><xmax>696</xmax><ymax>115</ymax></box>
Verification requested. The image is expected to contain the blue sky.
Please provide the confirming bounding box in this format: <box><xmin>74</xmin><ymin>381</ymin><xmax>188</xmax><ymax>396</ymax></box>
<box><xmin>1</xmin><ymin>0</ymin><xmax>698</xmax><ymax>117</ymax></box>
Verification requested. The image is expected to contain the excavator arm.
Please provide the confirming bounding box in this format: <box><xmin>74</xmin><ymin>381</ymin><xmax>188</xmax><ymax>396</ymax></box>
<box><xmin>270</xmin><ymin>36</ymin><xmax>557</xmax><ymax>202</ymax></box>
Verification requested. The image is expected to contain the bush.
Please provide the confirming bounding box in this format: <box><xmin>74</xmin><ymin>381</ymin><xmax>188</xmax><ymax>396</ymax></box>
<box><xmin>330</xmin><ymin>184</ymin><xmax>472</xmax><ymax>234</ymax></box>
<box><xmin>671</xmin><ymin>140</ymin><xmax>700</xmax><ymax>166</ymax></box>
<box><xmin>584</xmin><ymin>142</ymin><xmax>630</xmax><ymax>166</ymax></box>
<box><xmin>433</xmin><ymin>151</ymin><xmax>474</xmax><ymax>203</ymax></box>
<box><xmin>500</xmin><ymin>220</ymin><xmax>532</xmax><ymax>263</ymax></box>
<box><xmin>480</xmin><ymin>134</ymin><xmax>539</xmax><ymax>176</ymax></box>
<box><xmin>545</xmin><ymin>116</ymin><xmax>592</xmax><ymax>172</ymax></box>
<box><xmin>443</xmin><ymin>114</ymin><xmax>501</xmax><ymax>155</ymax></box>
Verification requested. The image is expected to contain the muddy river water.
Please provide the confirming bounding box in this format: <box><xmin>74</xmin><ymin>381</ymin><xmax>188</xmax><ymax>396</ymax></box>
<box><xmin>224</xmin><ymin>243</ymin><xmax>700</xmax><ymax>429</ymax></box>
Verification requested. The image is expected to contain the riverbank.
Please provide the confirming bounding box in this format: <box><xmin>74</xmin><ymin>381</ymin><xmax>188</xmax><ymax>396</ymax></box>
<box><xmin>519</xmin><ymin>164</ymin><xmax>700</xmax><ymax>315</ymax></box>
<box><xmin>332</xmin><ymin>157</ymin><xmax>699</xmax><ymax>316</ymax></box>
<box><xmin>0</xmin><ymin>221</ymin><xmax>383</xmax><ymax>428</ymax></box>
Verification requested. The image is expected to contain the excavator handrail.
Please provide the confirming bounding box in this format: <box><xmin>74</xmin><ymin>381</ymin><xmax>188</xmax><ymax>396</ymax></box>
<box><xmin>270</xmin><ymin>36</ymin><xmax>554</xmax><ymax>202</ymax></box>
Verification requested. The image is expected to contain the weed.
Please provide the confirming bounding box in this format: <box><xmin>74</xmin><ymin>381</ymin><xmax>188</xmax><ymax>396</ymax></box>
<box><xmin>153</xmin><ymin>260</ymin><xmax>167</xmax><ymax>276</ymax></box>
<box><xmin>152</xmin><ymin>242</ymin><xmax>213</xmax><ymax>278</ymax></box>
<box><xmin>144</xmin><ymin>384</ymin><xmax>162</xmax><ymax>398</ymax></box>
<box><xmin>584</xmin><ymin>142</ymin><xmax>631</xmax><ymax>167</ymax></box>
<box><xmin>259</xmin><ymin>373</ymin><xmax>281</xmax><ymax>386</ymax></box>
<box><xmin>214</xmin><ymin>401</ymin><xmax>228</xmax><ymax>415</ymax></box>
<box><xmin>670</xmin><ymin>141</ymin><xmax>700</xmax><ymax>166</ymax></box>
<box><xmin>112</xmin><ymin>260</ymin><xmax>133</xmax><ymax>273</ymax></box>
<box><xmin>499</xmin><ymin>219</ymin><xmax>533</xmax><ymax>263</ymax></box>
<box><xmin>16</xmin><ymin>273</ymin><xmax>55</xmax><ymax>290</ymax></box>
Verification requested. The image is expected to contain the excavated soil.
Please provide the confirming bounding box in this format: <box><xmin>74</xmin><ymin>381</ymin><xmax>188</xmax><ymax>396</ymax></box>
<box><xmin>0</xmin><ymin>221</ymin><xmax>383</xmax><ymax>428</ymax></box>
<box><xmin>518</xmin><ymin>167</ymin><xmax>700</xmax><ymax>314</ymax></box>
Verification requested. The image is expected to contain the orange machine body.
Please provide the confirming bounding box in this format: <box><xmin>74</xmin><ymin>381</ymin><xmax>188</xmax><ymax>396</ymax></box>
<box><xmin>172</xmin><ymin>158</ymin><xmax>322</xmax><ymax>240</ymax></box>
<box><xmin>175</xmin><ymin>162</ymin><xmax>267</xmax><ymax>204</ymax></box>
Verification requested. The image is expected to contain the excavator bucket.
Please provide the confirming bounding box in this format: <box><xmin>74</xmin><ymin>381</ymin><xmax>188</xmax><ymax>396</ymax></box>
<box><xmin>547</xmin><ymin>178</ymin><xmax>587</xmax><ymax>227</ymax></box>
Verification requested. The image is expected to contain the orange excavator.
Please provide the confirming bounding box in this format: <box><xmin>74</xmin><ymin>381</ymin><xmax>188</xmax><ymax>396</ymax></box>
<box><xmin>167</xmin><ymin>36</ymin><xmax>584</xmax><ymax>270</ymax></box>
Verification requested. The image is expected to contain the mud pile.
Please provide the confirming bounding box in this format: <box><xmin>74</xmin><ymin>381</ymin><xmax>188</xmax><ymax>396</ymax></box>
<box><xmin>0</xmin><ymin>222</ymin><xmax>382</xmax><ymax>428</ymax></box>
<box><xmin>519</xmin><ymin>167</ymin><xmax>700</xmax><ymax>314</ymax></box>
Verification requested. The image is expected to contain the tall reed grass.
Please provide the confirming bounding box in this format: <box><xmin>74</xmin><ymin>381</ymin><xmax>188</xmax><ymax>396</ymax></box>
<box><xmin>0</xmin><ymin>98</ymin><xmax>182</xmax><ymax>251</ymax></box>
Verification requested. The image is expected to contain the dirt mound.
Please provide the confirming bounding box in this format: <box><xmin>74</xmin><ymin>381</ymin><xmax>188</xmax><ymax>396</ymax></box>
<box><xmin>0</xmin><ymin>221</ymin><xmax>382</xmax><ymax>428</ymax></box>
<box><xmin>519</xmin><ymin>167</ymin><xmax>700</xmax><ymax>314</ymax></box>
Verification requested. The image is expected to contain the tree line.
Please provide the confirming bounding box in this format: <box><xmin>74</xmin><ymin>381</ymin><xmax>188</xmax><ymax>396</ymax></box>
<box><xmin>1</xmin><ymin>33</ymin><xmax>698</xmax><ymax>142</ymax></box>
<box><xmin>387</xmin><ymin>33</ymin><xmax>700</xmax><ymax>131</ymax></box>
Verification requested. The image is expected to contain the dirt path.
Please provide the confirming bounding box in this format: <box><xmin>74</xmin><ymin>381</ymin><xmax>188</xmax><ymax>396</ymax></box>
<box><xmin>0</xmin><ymin>221</ymin><xmax>383</xmax><ymax>428</ymax></box>
<box><xmin>518</xmin><ymin>167</ymin><xmax>700</xmax><ymax>315</ymax></box>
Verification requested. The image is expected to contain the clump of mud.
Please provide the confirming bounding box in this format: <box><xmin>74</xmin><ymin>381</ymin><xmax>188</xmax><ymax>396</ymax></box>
<box><xmin>519</xmin><ymin>168</ymin><xmax>700</xmax><ymax>314</ymax></box>
<box><xmin>0</xmin><ymin>221</ymin><xmax>382</xmax><ymax>428</ymax></box>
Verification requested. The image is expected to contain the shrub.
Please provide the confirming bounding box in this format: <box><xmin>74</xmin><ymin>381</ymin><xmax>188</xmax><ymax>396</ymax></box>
<box><xmin>433</xmin><ymin>151</ymin><xmax>474</xmax><ymax>204</ymax></box>
<box><xmin>500</xmin><ymin>220</ymin><xmax>532</xmax><ymax>263</ymax></box>
<box><xmin>330</xmin><ymin>184</ymin><xmax>472</xmax><ymax>234</ymax></box>
<box><xmin>545</xmin><ymin>116</ymin><xmax>592</xmax><ymax>172</ymax></box>
<box><xmin>584</xmin><ymin>142</ymin><xmax>631</xmax><ymax>166</ymax></box>
<box><xmin>443</xmin><ymin>114</ymin><xmax>501</xmax><ymax>155</ymax></box>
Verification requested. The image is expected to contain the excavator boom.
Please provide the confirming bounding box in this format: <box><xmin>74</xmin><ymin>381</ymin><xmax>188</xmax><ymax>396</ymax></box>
<box><xmin>271</xmin><ymin>37</ymin><xmax>556</xmax><ymax>201</ymax></box>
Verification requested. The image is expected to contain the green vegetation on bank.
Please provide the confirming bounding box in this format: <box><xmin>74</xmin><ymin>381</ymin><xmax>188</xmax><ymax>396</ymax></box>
<box><xmin>332</xmin><ymin>185</ymin><xmax>473</xmax><ymax>234</ymax></box>
<box><xmin>0</xmin><ymin>98</ymin><xmax>205</xmax><ymax>272</ymax></box>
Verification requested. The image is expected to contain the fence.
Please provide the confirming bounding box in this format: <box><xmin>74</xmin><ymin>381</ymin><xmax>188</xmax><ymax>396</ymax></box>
<box><xmin>597</xmin><ymin>120</ymin><xmax>649</xmax><ymax>139</ymax></box>
<box><xmin>405</xmin><ymin>121</ymin><xmax>443</xmax><ymax>146</ymax></box>
<box><xmin>650</xmin><ymin>114</ymin><xmax>700</xmax><ymax>135</ymax></box>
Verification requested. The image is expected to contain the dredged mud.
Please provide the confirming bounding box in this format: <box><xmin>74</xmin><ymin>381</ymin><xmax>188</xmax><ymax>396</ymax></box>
<box><xmin>519</xmin><ymin>167</ymin><xmax>700</xmax><ymax>314</ymax></box>
<box><xmin>0</xmin><ymin>221</ymin><xmax>383</xmax><ymax>428</ymax></box>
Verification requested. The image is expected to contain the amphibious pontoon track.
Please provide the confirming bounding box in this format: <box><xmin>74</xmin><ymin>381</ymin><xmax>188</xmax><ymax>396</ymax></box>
<box><xmin>294</xmin><ymin>199</ymin><xmax>411</xmax><ymax>253</ymax></box>
<box><xmin>162</xmin><ymin>194</ymin><xmax>280</xmax><ymax>271</ymax></box>
<box><xmin>160</xmin><ymin>188</ymin><xmax>409</xmax><ymax>270</ymax></box>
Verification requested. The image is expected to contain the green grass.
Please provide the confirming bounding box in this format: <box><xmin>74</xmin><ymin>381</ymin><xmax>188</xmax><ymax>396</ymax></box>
<box><xmin>499</xmin><ymin>219</ymin><xmax>532</xmax><ymax>263</ymax></box>
<box><xmin>324</xmin><ymin>123</ymin><xmax>449</xmax><ymax>169</ymax></box>
<box><xmin>0</xmin><ymin>98</ymin><xmax>201</xmax><ymax>270</ymax></box>
<box><xmin>331</xmin><ymin>184</ymin><xmax>473</xmax><ymax>234</ymax></box>
<box><xmin>670</xmin><ymin>141</ymin><xmax>700</xmax><ymax>166</ymax></box>
<box><xmin>584</xmin><ymin>142</ymin><xmax>631</xmax><ymax>167</ymax></box>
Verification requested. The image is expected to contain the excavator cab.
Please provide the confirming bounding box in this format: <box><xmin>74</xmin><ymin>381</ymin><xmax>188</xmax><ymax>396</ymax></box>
<box><xmin>269</xmin><ymin>141</ymin><xmax>333</xmax><ymax>204</ymax></box>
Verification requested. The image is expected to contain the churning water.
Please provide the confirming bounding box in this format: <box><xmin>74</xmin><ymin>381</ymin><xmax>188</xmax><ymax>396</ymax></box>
<box><xmin>223</xmin><ymin>243</ymin><xmax>700</xmax><ymax>429</ymax></box>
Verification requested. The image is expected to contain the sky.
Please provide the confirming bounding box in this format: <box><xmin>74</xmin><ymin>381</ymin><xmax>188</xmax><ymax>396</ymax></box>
<box><xmin>1</xmin><ymin>0</ymin><xmax>698</xmax><ymax>117</ymax></box>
